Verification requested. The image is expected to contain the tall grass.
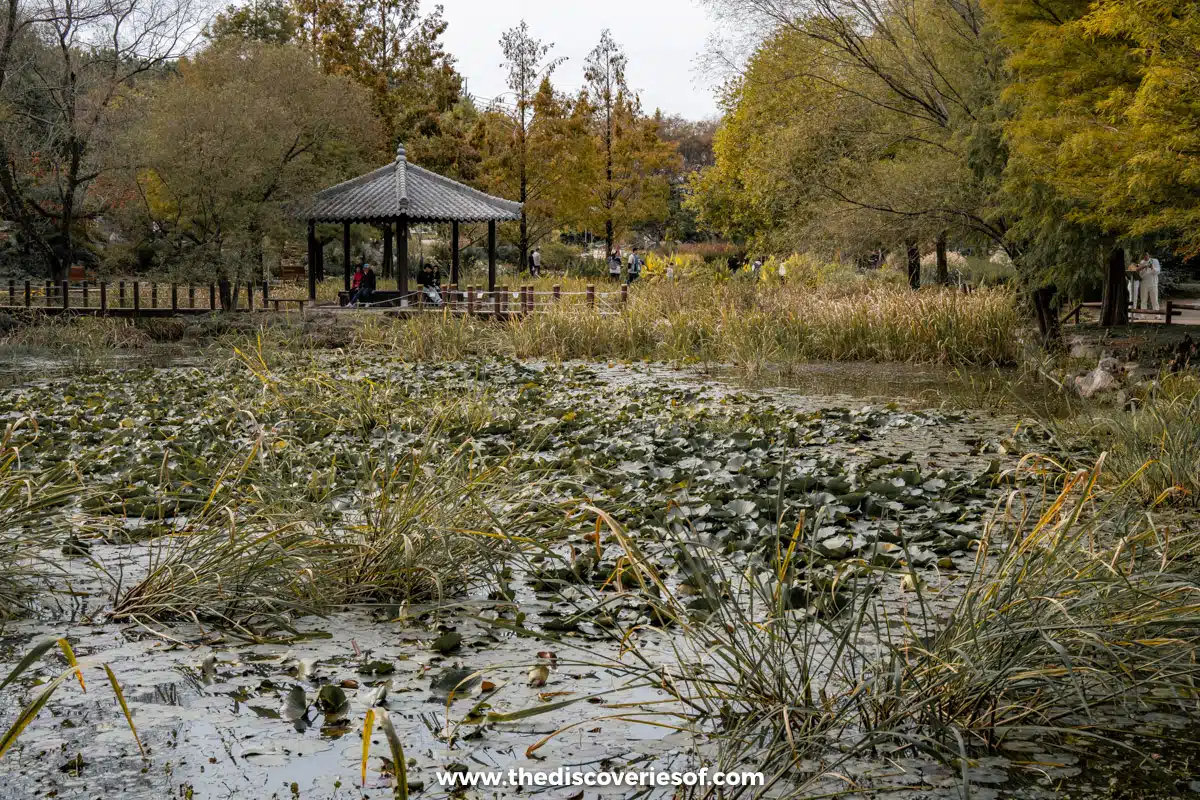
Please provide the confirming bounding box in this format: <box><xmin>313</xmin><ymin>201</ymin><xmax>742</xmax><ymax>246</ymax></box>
<box><xmin>0</xmin><ymin>421</ymin><xmax>79</xmax><ymax>618</ymax></box>
<box><xmin>500</xmin><ymin>457</ymin><xmax>1200</xmax><ymax>794</ymax></box>
<box><xmin>349</xmin><ymin>280</ymin><xmax>1021</xmax><ymax>368</ymax></box>
<box><xmin>1055</xmin><ymin>372</ymin><xmax>1200</xmax><ymax>505</ymax></box>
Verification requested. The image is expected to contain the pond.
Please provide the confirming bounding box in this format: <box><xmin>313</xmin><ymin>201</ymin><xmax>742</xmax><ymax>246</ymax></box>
<box><xmin>0</xmin><ymin>352</ymin><xmax>1194</xmax><ymax>799</ymax></box>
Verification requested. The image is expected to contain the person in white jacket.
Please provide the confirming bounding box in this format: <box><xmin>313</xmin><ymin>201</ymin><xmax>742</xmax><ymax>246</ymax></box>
<box><xmin>1138</xmin><ymin>252</ymin><xmax>1161</xmax><ymax>311</ymax></box>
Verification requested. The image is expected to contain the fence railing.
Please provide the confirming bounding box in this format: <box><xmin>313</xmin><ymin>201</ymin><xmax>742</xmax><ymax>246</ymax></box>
<box><xmin>0</xmin><ymin>280</ymin><xmax>308</xmax><ymax>314</ymax></box>
<box><xmin>352</xmin><ymin>283</ymin><xmax>630</xmax><ymax>316</ymax></box>
<box><xmin>1061</xmin><ymin>299</ymin><xmax>1200</xmax><ymax>326</ymax></box>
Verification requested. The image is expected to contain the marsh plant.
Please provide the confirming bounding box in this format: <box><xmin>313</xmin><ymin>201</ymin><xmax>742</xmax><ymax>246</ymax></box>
<box><xmin>0</xmin><ymin>421</ymin><xmax>81</xmax><ymax>618</ymax></box>
<box><xmin>504</xmin><ymin>456</ymin><xmax>1200</xmax><ymax>795</ymax></box>
<box><xmin>1056</xmin><ymin>372</ymin><xmax>1200</xmax><ymax>505</ymax></box>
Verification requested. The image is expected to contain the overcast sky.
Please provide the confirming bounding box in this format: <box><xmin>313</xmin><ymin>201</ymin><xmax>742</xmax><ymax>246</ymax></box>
<box><xmin>434</xmin><ymin>0</ymin><xmax>722</xmax><ymax>120</ymax></box>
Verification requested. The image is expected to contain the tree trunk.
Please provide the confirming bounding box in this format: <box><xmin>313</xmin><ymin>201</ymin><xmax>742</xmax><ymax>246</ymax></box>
<box><xmin>1033</xmin><ymin>285</ymin><xmax>1060</xmax><ymax>346</ymax></box>
<box><xmin>935</xmin><ymin>231</ymin><xmax>949</xmax><ymax>285</ymax></box>
<box><xmin>906</xmin><ymin>239</ymin><xmax>921</xmax><ymax>290</ymax></box>
<box><xmin>218</xmin><ymin>278</ymin><xmax>233</xmax><ymax>312</ymax></box>
<box><xmin>1099</xmin><ymin>245</ymin><xmax>1128</xmax><ymax>327</ymax></box>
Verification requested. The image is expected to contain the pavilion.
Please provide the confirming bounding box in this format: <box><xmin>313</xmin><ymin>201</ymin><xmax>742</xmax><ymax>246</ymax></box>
<box><xmin>303</xmin><ymin>143</ymin><xmax>522</xmax><ymax>303</ymax></box>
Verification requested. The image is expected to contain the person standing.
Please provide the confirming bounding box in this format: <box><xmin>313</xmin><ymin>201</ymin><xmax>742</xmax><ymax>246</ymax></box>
<box><xmin>1139</xmin><ymin>252</ymin><xmax>1161</xmax><ymax>311</ymax></box>
<box><xmin>608</xmin><ymin>251</ymin><xmax>622</xmax><ymax>282</ymax></box>
<box><xmin>1127</xmin><ymin>258</ymin><xmax>1142</xmax><ymax>311</ymax></box>
<box><xmin>531</xmin><ymin>247</ymin><xmax>542</xmax><ymax>277</ymax></box>
<box><xmin>628</xmin><ymin>248</ymin><xmax>642</xmax><ymax>283</ymax></box>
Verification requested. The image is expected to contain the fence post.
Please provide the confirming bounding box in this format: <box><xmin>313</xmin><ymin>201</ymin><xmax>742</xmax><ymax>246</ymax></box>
<box><xmin>552</xmin><ymin>284</ymin><xmax>561</xmax><ymax>303</ymax></box>
<box><xmin>262</xmin><ymin>280</ymin><xmax>269</xmax><ymax>307</ymax></box>
<box><xmin>133</xmin><ymin>281</ymin><xmax>140</xmax><ymax>311</ymax></box>
<box><xmin>1165</xmin><ymin>300</ymin><xmax>1174</xmax><ymax>326</ymax></box>
<box><xmin>171</xmin><ymin>283</ymin><xmax>179</xmax><ymax>312</ymax></box>
<box><xmin>209</xmin><ymin>283</ymin><xmax>216</xmax><ymax>310</ymax></box>
<box><xmin>247</xmin><ymin>282</ymin><xmax>254</xmax><ymax>311</ymax></box>
<box><xmin>81</xmin><ymin>281</ymin><xmax>89</xmax><ymax>308</ymax></box>
<box><xmin>44</xmin><ymin>281</ymin><xmax>52</xmax><ymax>308</ymax></box>
<box><xmin>188</xmin><ymin>285</ymin><xmax>195</xmax><ymax>309</ymax></box>
<box><xmin>526</xmin><ymin>286</ymin><xmax>535</xmax><ymax>314</ymax></box>
<box><xmin>497</xmin><ymin>286</ymin><xmax>508</xmax><ymax>315</ymax></box>
<box><xmin>151</xmin><ymin>284</ymin><xmax>158</xmax><ymax>308</ymax></box>
<box><xmin>467</xmin><ymin>286</ymin><xmax>476</xmax><ymax>315</ymax></box>
<box><xmin>61</xmin><ymin>280</ymin><xmax>69</xmax><ymax>310</ymax></box>
<box><xmin>24</xmin><ymin>280</ymin><xmax>30</xmax><ymax>308</ymax></box>
<box><xmin>6</xmin><ymin>279</ymin><xmax>12</xmax><ymax>306</ymax></box>
<box><xmin>586</xmin><ymin>284</ymin><xmax>596</xmax><ymax>310</ymax></box>
<box><xmin>621</xmin><ymin>283</ymin><xmax>628</xmax><ymax>307</ymax></box>
<box><xmin>119</xmin><ymin>281</ymin><xmax>126</xmax><ymax>308</ymax></box>
<box><xmin>100</xmin><ymin>282</ymin><xmax>107</xmax><ymax>312</ymax></box>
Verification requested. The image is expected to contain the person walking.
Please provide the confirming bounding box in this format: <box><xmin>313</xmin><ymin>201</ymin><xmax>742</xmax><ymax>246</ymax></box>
<box><xmin>531</xmin><ymin>247</ymin><xmax>542</xmax><ymax>277</ymax></box>
<box><xmin>1139</xmin><ymin>251</ymin><xmax>1161</xmax><ymax>311</ymax></box>
<box><xmin>628</xmin><ymin>248</ymin><xmax>642</xmax><ymax>283</ymax></box>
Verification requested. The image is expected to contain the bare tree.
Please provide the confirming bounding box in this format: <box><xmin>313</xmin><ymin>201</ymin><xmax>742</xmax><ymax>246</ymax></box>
<box><xmin>0</xmin><ymin>0</ymin><xmax>202</xmax><ymax>279</ymax></box>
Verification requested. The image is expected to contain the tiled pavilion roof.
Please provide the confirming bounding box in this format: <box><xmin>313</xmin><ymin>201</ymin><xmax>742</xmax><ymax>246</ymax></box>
<box><xmin>305</xmin><ymin>144</ymin><xmax>522</xmax><ymax>224</ymax></box>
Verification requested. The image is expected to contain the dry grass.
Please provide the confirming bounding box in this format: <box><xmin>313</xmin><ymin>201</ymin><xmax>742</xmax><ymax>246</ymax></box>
<box><xmin>347</xmin><ymin>279</ymin><xmax>1021</xmax><ymax>368</ymax></box>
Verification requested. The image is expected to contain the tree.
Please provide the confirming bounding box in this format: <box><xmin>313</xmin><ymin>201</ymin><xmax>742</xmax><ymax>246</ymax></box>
<box><xmin>208</xmin><ymin>0</ymin><xmax>300</xmax><ymax>44</ymax></box>
<box><xmin>692</xmin><ymin>0</ymin><xmax>1010</xmax><ymax>286</ymax></box>
<box><xmin>476</xmin><ymin>21</ymin><xmax>568</xmax><ymax>271</ymax></box>
<box><xmin>120</xmin><ymin>40</ymin><xmax>380</xmax><ymax>283</ymax></box>
<box><xmin>986</xmin><ymin>0</ymin><xmax>1143</xmax><ymax>326</ymax></box>
<box><xmin>581</xmin><ymin>29</ymin><xmax>679</xmax><ymax>259</ymax></box>
<box><xmin>0</xmin><ymin>0</ymin><xmax>203</xmax><ymax>280</ymax></box>
<box><xmin>294</xmin><ymin>0</ymin><xmax>462</xmax><ymax>146</ymax></box>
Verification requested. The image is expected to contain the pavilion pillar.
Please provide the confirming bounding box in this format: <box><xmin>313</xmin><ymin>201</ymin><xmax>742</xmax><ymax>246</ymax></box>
<box><xmin>342</xmin><ymin>222</ymin><xmax>352</xmax><ymax>291</ymax></box>
<box><xmin>451</xmin><ymin>221</ymin><xmax>460</xmax><ymax>286</ymax></box>
<box><xmin>382</xmin><ymin>222</ymin><xmax>393</xmax><ymax>280</ymax></box>
<box><xmin>398</xmin><ymin>216</ymin><xmax>409</xmax><ymax>295</ymax></box>
<box><xmin>307</xmin><ymin>221</ymin><xmax>317</xmax><ymax>301</ymax></box>
<box><xmin>487</xmin><ymin>220</ymin><xmax>497</xmax><ymax>294</ymax></box>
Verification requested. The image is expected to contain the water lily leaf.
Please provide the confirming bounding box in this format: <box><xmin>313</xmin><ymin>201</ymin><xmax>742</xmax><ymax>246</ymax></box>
<box><xmin>280</xmin><ymin>685</ymin><xmax>308</xmax><ymax>722</ymax></box>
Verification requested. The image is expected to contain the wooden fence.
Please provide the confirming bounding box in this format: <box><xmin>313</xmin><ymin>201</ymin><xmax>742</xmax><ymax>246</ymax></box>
<box><xmin>1060</xmin><ymin>299</ymin><xmax>1200</xmax><ymax>326</ymax></box>
<box><xmin>0</xmin><ymin>280</ymin><xmax>307</xmax><ymax>316</ymax></box>
<box><xmin>342</xmin><ymin>283</ymin><xmax>631</xmax><ymax>316</ymax></box>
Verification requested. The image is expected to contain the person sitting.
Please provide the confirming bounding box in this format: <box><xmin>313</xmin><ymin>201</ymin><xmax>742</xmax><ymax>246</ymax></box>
<box><xmin>348</xmin><ymin>264</ymin><xmax>365</xmax><ymax>306</ymax></box>
<box><xmin>356</xmin><ymin>265</ymin><xmax>377</xmax><ymax>307</ymax></box>
<box><xmin>418</xmin><ymin>261</ymin><xmax>443</xmax><ymax>306</ymax></box>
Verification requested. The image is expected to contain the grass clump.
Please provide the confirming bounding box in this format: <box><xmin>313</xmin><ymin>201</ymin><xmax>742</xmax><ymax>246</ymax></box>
<box><xmin>551</xmin><ymin>457</ymin><xmax>1200</xmax><ymax>791</ymax></box>
<box><xmin>1055</xmin><ymin>372</ymin><xmax>1200</xmax><ymax>505</ymax></box>
<box><xmin>0</xmin><ymin>422</ymin><xmax>78</xmax><ymax>618</ymax></box>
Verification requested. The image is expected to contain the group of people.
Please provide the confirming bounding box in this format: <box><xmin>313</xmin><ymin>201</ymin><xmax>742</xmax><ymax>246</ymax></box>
<box><xmin>348</xmin><ymin>263</ymin><xmax>377</xmax><ymax>306</ymax></box>
<box><xmin>607</xmin><ymin>248</ymin><xmax>644</xmax><ymax>283</ymax></box>
<box><xmin>1128</xmin><ymin>251</ymin><xmax>1162</xmax><ymax>312</ymax></box>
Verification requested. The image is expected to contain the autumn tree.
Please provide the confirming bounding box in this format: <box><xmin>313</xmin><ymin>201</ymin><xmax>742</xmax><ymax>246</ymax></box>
<box><xmin>293</xmin><ymin>0</ymin><xmax>461</xmax><ymax>146</ymax></box>
<box><xmin>0</xmin><ymin>0</ymin><xmax>203</xmax><ymax>280</ymax></box>
<box><xmin>474</xmin><ymin>21</ymin><xmax>571</xmax><ymax>271</ymax></box>
<box><xmin>121</xmin><ymin>40</ymin><xmax>379</xmax><ymax>282</ymax></box>
<box><xmin>692</xmin><ymin>0</ymin><xmax>1008</xmax><ymax>289</ymax></box>
<box><xmin>581</xmin><ymin>29</ymin><xmax>679</xmax><ymax>259</ymax></box>
<box><xmin>208</xmin><ymin>0</ymin><xmax>300</xmax><ymax>44</ymax></box>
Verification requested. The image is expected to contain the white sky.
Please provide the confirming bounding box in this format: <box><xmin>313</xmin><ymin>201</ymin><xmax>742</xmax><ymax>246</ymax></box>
<box><xmin>435</xmin><ymin>0</ymin><xmax>722</xmax><ymax>120</ymax></box>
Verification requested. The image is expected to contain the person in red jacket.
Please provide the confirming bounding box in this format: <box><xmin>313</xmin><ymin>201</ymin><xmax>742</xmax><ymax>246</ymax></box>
<box><xmin>348</xmin><ymin>264</ymin><xmax>365</xmax><ymax>306</ymax></box>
